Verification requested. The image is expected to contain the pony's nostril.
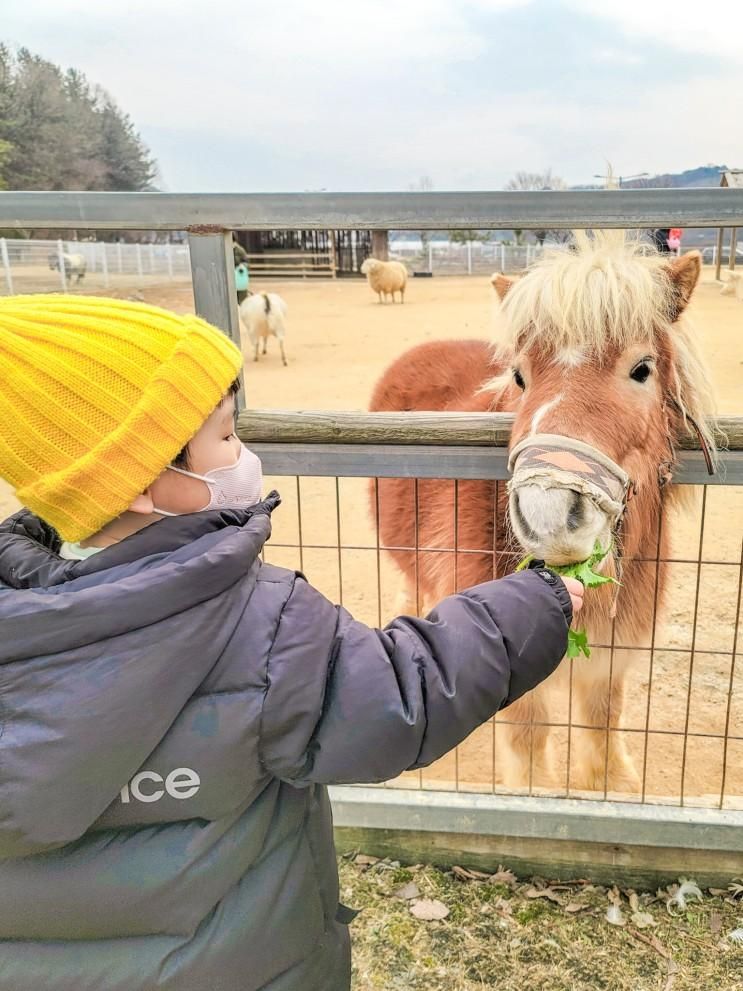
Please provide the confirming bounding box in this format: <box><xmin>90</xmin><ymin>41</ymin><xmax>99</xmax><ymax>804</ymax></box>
<box><xmin>566</xmin><ymin>492</ymin><xmax>584</xmax><ymax>532</ymax></box>
<box><xmin>511</xmin><ymin>492</ymin><xmax>538</xmax><ymax>543</ymax></box>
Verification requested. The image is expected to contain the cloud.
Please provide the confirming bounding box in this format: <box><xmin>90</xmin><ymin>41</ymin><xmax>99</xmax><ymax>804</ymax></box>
<box><xmin>564</xmin><ymin>0</ymin><xmax>743</xmax><ymax>59</ymax></box>
<box><xmin>2</xmin><ymin>0</ymin><xmax>741</xmax><ymax>191</ymax></box>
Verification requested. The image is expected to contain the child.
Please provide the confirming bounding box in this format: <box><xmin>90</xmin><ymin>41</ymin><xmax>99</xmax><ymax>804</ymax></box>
<box><xmin>0</xmin><ymin>295</ymin><xmax>582</xmax><ymax>991</ymax></box>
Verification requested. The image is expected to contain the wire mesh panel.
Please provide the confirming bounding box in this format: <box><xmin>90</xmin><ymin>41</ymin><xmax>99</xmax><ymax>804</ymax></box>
<box><xmin>260</xmin><ymin>468</ymin><xmax>743</xmax><ymax>811</ymax></box>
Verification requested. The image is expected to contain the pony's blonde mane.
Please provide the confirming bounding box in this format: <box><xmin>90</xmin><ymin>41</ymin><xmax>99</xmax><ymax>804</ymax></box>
<box><xmin>491</xmin><ymin>231</ymin><xmax>717</xmax><ymax>456</ymax></box>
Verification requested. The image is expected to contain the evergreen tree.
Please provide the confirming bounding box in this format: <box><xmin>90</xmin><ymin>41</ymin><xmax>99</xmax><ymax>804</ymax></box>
<box><xmin>0</xmin><ymin>46</ymin><xmax>157</xmax><ymax>192</ymax></box>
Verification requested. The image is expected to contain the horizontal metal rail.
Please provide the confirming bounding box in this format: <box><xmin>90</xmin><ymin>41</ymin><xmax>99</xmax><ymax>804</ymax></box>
<box><xmin>237</xmin><ymin>411</ymin><xmax>743</xmax><ymax>485</ymax></box>
<box><xmin>2</xmin><ymin>188</ymin><xmax>743</xmax><ymax>231</ymax></box>
<box><xmin>250</xmin><ymin>443</ymin><xmax>741</xmax><ymax>485</ymax></box>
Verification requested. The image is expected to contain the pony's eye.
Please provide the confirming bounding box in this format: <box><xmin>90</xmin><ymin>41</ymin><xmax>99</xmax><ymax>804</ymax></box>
<box><xmin>630</xmin><ymin>361</ymin><xmax>652</xmax><ymax>384</ymax></box>
<box><xmin>513</xmin><ymin>368</ymin><xmax>526</xmax><ymax>390</ymax></box>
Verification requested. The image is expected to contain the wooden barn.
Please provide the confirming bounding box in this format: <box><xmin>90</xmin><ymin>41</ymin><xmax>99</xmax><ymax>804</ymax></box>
<box><xmin>235</xmin><ymin>229</ymin><xmax>389</xmax><ymax>278</ymax></box>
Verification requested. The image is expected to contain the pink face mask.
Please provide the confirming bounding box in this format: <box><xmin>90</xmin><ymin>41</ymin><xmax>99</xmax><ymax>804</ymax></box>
<box><xmin>154</xmin><ymin>444</ymin><xmax>263</xmax><ymax>517</ymax></box>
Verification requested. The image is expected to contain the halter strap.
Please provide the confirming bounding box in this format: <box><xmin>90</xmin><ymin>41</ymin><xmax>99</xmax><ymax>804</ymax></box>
<box><xmin>664</xmin><ymin>394</ymin><xmax>715</xmax><ymax>477</ymax></box>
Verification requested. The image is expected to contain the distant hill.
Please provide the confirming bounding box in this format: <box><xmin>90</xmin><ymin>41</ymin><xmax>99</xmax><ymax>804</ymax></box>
<box><xmin>575</xmin><ymin>165</ymin><xmax>730</xmax><ymax>190</ymax></box>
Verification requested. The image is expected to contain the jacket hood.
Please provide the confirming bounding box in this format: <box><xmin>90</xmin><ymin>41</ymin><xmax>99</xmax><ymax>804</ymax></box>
<box><xmin>0</xmin><ymin>495</ymin><xmax>279</xmax><ymax>857</ymax></box>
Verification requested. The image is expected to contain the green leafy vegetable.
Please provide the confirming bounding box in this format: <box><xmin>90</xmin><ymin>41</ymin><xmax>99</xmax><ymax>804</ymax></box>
<box><xmin>516</xmin><ymin>542</ymin><xmax>619</xmax><ymax>658</ymax></box>
<box><xmin>566</xmin><ymin>628</ymin><xmax>590</xmax><ymax>659</ymax></box>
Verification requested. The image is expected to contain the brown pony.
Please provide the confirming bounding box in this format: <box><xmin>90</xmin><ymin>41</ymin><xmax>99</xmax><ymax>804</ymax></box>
<box><xmin>370</xmin><ymin>233</ymin><xmax>716</xmax><ymax>794</ymax></box>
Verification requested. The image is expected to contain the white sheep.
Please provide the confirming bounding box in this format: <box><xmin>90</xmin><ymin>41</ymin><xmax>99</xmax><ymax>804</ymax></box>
<box><xmin>239</xmin><ymin>292</ymin><xmax>288</xmax><ymax>366</ymax></box>
<box><xmin>360</xmin><ymin>258</ymin><xmax>408</xmax><ymax>304</ymax></box>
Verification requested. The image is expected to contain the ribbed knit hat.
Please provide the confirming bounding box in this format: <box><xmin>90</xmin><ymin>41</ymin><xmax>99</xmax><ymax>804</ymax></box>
<box><xmin>0</xmin><ymin>294</ymin><xmax>243</xmax><ymax>541</ymax></box>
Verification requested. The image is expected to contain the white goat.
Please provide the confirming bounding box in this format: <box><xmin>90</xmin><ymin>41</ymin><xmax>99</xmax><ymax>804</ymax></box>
<box><xmin>360</xmin><ymin>258</ymin><xmax>408</xmax><ymax>303</ymax></box>
<box><xmin>239</xmin><ymin>292</ymin><xmax>288</xmax><ymax>366</ymax></box>
<box><xmin>48</xmin><ymin>251</ymin><xmax>87</xmax><ymax>284</ymax></box>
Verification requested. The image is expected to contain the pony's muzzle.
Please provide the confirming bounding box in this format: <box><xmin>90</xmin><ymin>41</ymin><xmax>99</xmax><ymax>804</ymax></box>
<box><xmin>509</xmin><ymin>483</ymin><xmax>610</xmax><ymax>564</ymax></box>
<box><xmin>507</xmin><ymin>433</ymin><xmax>631</xmax><ymax>564</ymax></box>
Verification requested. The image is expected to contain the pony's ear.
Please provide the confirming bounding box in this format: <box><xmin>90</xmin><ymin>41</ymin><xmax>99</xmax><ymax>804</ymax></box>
<box><xmin>491</xmin><ymin>272</ymin><xmax>515</xmax><ymax>301</ymax></box>
<box><xmin>666</xmin><ymin>251</ymin><xmax>702</xmax><ymax>320</ymax></box>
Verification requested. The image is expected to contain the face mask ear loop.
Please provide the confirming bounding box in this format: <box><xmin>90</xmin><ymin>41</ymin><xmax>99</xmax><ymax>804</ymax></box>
<box><xmin>166</xmin><ymin>465</ymin><xmax>213</xmax><ymax>483</ymax></box>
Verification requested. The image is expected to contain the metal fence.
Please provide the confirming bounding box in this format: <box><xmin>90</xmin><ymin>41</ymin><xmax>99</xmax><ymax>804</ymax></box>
<box><xmin>389</xmin><ymin>240</ymin><xmax>546</xmax><ymax>275</ymax></box>
<box><xmin>1</xmin><ymin>188</ymin><xmax>743</xmax><ymax>882</ymax></box>
<box><xmin>0</xmin><ymin>237</ymin><xmax>192</xmax><ymax>295</ymax></box>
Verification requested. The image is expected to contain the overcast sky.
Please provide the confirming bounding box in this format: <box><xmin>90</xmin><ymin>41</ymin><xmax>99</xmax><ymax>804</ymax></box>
<box><xmin>3</xmin><ymin>0</ymin><xmax>742</xmax><ymax>191</ymax></box>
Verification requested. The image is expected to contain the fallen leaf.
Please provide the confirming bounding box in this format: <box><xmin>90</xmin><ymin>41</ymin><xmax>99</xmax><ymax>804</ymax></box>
<box><xmin>493</xmin><ymin>897</ymin><xmax>513</xmax><ymax>916</ymax></box>
<box><xmin>627</xmin><ymin>928</ymin><xmax>672</xmax><ymax>959</ymax></box>
<box><xmin>709</xmin><ymin>910</ymin><xmax>723</xmax><ymax>934</ymax></box>
<box><xmin>525</xmin><ymin>886</ymin><xmax>564</xmax><ymax>905</ymax></box>
<box><xmin>727</xmin><ymin>878</ymin><xmax>743</xmax><ymax>900</ymax></box>
<box><xmin>727</xmin><ymin>927</ymin><xmax>743</xmax><ymax>944</ymax></box>
<box><xmin>565</xmin><ymin>902</ymin><xmax>589</xmax><ymax>913</ymax></box>
<box><xmin>392</xmin><ymin>882</ymin><xmax>420</xmax><ymax>901</ymax></box>
<box><xmin>451</xmin><ymin>865</ymin><xmax>489</xmax><ymax>881</ymax></box>
<box><xmin>628</xmin><ymin>892</ymin><xmax>640</xmax><ymax>912</ymax></box>
<box><xmin>631</xmin><ymin>911</ymin><xmax>657</xmax><ymax>929</ymax></box>
<box><xmin>410</xmin><ymin>899</ymin><xmax>450</xmax><ymax>921</ymax></box>
<box><xmin>608</xmin><ymin>886</ymin><xmax>622</xmax><ymax>907</ymax></box>
<box><xmin>489</xmin><ymin>866</ymin><xmax>517</xmax><ymax>887</ymax></box>
<box><xmin>354</xmin><ymin>854</ymin><xmax>379</xmax><ymax>867</ymax></box>
<box><xmin>708</xmin><ymin>887</ymin><xmax>727</xmax><ymax>897</ymax></box>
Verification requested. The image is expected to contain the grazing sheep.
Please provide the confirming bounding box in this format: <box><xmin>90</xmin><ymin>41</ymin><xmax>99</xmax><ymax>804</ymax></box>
<box><xmin>360</xmin><ymin>258</ymin><xmax>408</xmax><ymax>303</ymax></box>
<box><xmin>48</xmin><ymin>251</ymin><xmax>87</xmax><ymax>284</ymax></box>
<box><xmin>239</xmin><ymin>291</ymin><xmax>288</xmax><ymax>366</ymax></box>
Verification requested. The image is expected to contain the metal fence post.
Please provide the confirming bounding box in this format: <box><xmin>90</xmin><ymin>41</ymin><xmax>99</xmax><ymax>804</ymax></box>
<box><xmin>100</xmin><ymin>242</ymin><xmax>109</xmax><ymax>288</ymax></box>
<box><xmin>428</xmin><ymin>242</ymin><xmax>433</xmax><ymax>273</ymax></box>
<box><xmin>136</xmin><ymin>243</ymin><xmax>143</xmax><ymax>279</ymax></box>
<box><xmin>166</xmin><ymin>242</ymin><xmax>174</xmax><ymax>279</ymax></box>
<box><xmin>467</xmin><ymin>240</ymin><xmax>472</xmax><ymax>275</ymax></box>
<box><xmin>500</xmin><ymin>244</ymin><xmax>505</xmax><ymax>271</ymax></box>
<box><xmin>716</xmin><ymin>227</ymin><xmax>724</xmax><ymax>281</ymax></box>
<box><xmin>188</xmin><ymin>230</ymin><xmax>245</xmax><ymax>409</ymax></box>
<box><xmin>56</xmin><ymin>239</ymin><xmax>67</xmax><ymax>292</ymax></box>
<box><xmin>0</xmin><ymin>238</ymin><xmax>13</xmax><ymax>294</ymax></box>
<box><xmin>149</xmin><ymin>242</ymin><xmax>155</xmax><ymax>274</ymax></box>
<box><xmin>117</xmin><ymin>241</ymin><xmax>123</xmax><ymax>274</ymax></box>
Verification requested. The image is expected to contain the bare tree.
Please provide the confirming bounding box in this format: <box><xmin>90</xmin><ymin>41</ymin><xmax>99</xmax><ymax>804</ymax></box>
<box><xmin>505</xmin><ymin>169</ymin><xmax>569</xmax><ymax>245</ymax></box>
<box><xmin>408</xmin><ymin>175</ymin><xmax>435</xmax><ymax>259</ymax></box>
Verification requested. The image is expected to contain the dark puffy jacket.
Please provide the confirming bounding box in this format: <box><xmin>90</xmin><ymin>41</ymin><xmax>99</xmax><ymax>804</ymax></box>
<box><xmin>0</xmin><ymin>498</ymin><xmax>572</xmax><ymax>991</ymax></box>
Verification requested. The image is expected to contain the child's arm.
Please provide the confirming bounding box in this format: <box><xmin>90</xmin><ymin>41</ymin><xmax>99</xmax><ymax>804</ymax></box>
<box><xmin>258</xmin><ymin>569</ymin><xmax>572</xmax><ymax>785</ymax></box>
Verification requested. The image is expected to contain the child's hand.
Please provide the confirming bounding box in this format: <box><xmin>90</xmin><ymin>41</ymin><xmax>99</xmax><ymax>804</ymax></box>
<box><xmin>561</xmin><ymin>577</ymin><xmax>584</xmax><ymax>616</ymax></box>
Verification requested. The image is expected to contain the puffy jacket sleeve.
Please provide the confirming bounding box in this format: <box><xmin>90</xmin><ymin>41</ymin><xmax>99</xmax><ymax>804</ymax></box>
<box><xmin>258</xmin><ymin>569</ymin><xmax>572</xmax><ymax>785</ymax></box>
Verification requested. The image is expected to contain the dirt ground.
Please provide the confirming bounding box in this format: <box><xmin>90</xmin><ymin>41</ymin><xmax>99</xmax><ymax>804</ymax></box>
<box><xmin>1</xmin><ymin>270</ymin><xmax>741</xmax><ymax>805</ymax></box>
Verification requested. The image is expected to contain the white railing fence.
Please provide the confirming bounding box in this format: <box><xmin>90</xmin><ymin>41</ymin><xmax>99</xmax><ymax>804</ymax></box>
<box><xmin>0</xmin><ymin>237</ymin><xmax>192</xmax><ymax>294</ymax></box>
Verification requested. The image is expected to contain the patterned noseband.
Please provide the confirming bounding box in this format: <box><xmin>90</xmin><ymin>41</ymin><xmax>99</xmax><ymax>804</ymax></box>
<box><xmin>507</xmin><ymin>433</ymin><xmax>633</xmax><ymax>526</ymax></box>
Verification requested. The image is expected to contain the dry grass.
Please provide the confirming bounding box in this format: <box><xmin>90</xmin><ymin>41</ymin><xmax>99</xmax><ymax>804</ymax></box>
<box><xmin>340</xmin><ymin>855</ymin><xmax>743</xmax><ymax>990</ymax></box>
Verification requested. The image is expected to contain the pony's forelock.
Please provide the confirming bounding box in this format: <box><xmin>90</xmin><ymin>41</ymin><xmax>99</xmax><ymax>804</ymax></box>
<box><xmin>488</xmin><ymin>231</ymin><xmax>717</xmax><ymax>456</ymax></box>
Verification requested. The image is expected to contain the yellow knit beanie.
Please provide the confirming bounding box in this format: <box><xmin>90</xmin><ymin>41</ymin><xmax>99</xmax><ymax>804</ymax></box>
<box><xmin>0</xmin><ymin>294</ymin><xmax>243</xmax><ymax>541</ymax></box>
